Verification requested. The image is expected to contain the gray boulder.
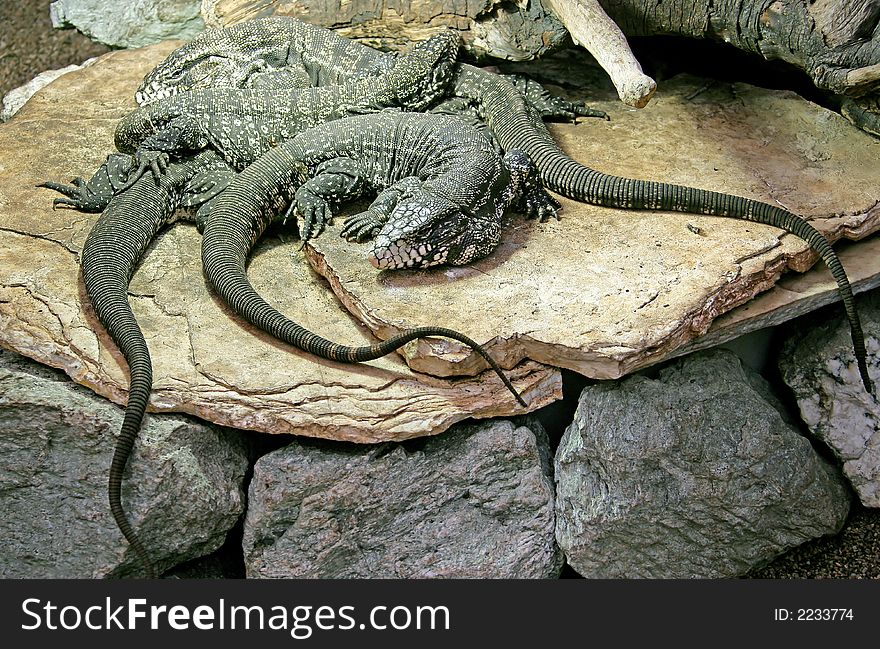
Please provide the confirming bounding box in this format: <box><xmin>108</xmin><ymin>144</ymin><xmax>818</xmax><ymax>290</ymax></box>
<box><xmin>0</xmin><ymin>350</ymin><xmax>249</xmax><ymax>578</ymax></box>
<box><xmin>50</xmin><ymin>0</ymin><xmax>204</xmax><ymax>48</ymax></box>
<box><xmin>243</xmin><ymin>418</ymin><xmax>561</xmax><ymax>578</ymax></box>
<box><xmin>555</xmin><ymin>349</ymin><xmax>851</xmax><ymax>578</ymax></box>
<box><xmin>780</xmin><ymin>292</ymin><xmax>880</xmax><ymax>507</ymax></box>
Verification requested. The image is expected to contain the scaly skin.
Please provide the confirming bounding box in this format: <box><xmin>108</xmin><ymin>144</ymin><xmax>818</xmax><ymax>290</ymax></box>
<box><xmin>140</xmin><ymin>16</ymin><xmax>871</xmax><ymax>394</ymax></box>
<box><xmin>136</xmin><ymin>16</ymin><xmax>396</xmax><ymax>106</ymax></box>
<box><xmin>201</xmin><ymin>111</ymin><xmax>542</xmax><ymax>398</ymax></box>
<box><xmin>80</xmin><ymin>149</ymin><xmax>227</xmax><ymax>578</ymax></box>
<box><xmin>114</xmin><ymin>30</ymin><xmax>460</xmax><ymax>184</ymax></box>
<box><xmin>136</xmin><ymin>17</ymin><xmax>587</xmax><ymax>121</ymax></box>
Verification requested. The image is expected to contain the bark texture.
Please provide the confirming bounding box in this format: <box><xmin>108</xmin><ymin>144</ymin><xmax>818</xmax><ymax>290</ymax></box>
<box><xmin>202</xmin><ymin>0</ymin><xmax>570</xmax><ymax>60</ymax></box>
<box><xmin>599</xmin><ymin>0</ymin><xmax>880</xmax><ymax>132</ymax></box>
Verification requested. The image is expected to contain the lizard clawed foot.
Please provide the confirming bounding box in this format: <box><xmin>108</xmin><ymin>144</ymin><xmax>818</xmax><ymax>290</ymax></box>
<box><xmin>38</xmin><ymin>178</ymin><xmax>107</xmax><ymax>212</ymax></box>
<box><xmin>117</xmin><ymin>150</ymin><xmax>171</xmax><ymax>191</ymax></box>
<box><xmin>521</xmin><ymin>186</ymin><xmax>561</xmax><ymax>221</ymax></box>
<box><xmin>294</xmin><ymin>190</ymin><xmax>334</xmax><ymax>242</ymax></box>
<box><xmin>341</xmin><ymin>209</ymin><xmax>385</xmax><ymax>242</ymax></box>
<box><xmin>569</xmin><ymin>104</ymin><xmax>609</xmax><ymax>122</ymax></box>
<box><xmin>502</xmin><ymin>73</ymin><xmax>609</xmax><ymax>122</ymax></box>
<box><xmin>540</xmin><ymin>98</ymin><xmax>608</xmax><ymax>122</ymax></box>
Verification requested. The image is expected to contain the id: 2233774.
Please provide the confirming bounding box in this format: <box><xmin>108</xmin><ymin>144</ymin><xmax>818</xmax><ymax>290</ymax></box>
<box><xmin>773</xmin><ymin>609</ymin><xmax>854</xmax><ymax>622</ymax></box>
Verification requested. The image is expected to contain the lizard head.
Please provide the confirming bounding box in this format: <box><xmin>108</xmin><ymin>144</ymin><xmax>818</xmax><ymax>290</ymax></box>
<box><xmin>135</xmin><ymin>18</ymin><xmax>292</xmax><ymax>105</ymax></box>
<box><xmin>137</xmin><ymin>28</ymin><xmax>237</xmax><ymax>105</ymax></box>
<box><xmin>137</xmin><ymin>51</ymin><xmax>250</xmax><ymax>106</ymax></box>
<box><xmin>389</xmin><ymin>29</ymin><xmax>460</xmax><ymax>111</ymax></box>
<box><xmin>368</xmin><ymin>188</ymin><xmax>501</xmax><ymax>270</ymax></box>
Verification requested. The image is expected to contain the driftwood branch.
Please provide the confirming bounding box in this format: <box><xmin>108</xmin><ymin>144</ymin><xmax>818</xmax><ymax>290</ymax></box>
<box><xmin>544</xmin><ymin>0</ymin><xmax>655</xmax><ymax>107</ymax></box>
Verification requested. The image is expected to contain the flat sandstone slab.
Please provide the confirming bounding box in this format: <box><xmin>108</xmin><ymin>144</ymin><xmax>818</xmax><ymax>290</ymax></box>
<box><xmin>0</xmin><ymin>45</ymin><xmax>559</xmax><ymax>443</ymax></box>
<box><xmin>306</xmin><ymin>75</ymin><xmax>880</xmax><ymax>378</ymax></box>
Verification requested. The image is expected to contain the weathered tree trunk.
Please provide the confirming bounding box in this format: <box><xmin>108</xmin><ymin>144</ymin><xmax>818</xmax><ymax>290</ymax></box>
<box><xmin>598</xmin><ymin>0</ymin><xmax>880</xmax><ymax>132</ymax></box>
<box><xmin>600</xmin><ymin>0</ymin><xmax>880</xmax><ymax>97</ymax></box>
<box><xmin>202</xmin><ymin>0</ymin><xmax>880</xmax><ymax>134</ymax></box>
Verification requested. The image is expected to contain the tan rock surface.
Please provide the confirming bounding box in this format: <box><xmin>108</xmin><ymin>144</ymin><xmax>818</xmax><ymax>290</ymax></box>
<box><xmin>0</xmin><ymin>45</ymin><xmax>560</xmax><ymax>443</ymax></box>
<box><xmin>306</xmin><ymin>76</ymin><xmax>880</xmax><ymax>379</ymax></box>
<box><xmin>672</xmin><ymin>236</ymin><xmax>880</xmax><ymax>360</ymax></box>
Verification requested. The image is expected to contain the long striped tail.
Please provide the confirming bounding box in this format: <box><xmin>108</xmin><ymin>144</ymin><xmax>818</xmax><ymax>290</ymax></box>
<box><xmin>456</xmin><ymin>65</ymin><xmax>872</xmax><ymax>393</ymax></box>
<box><xmin>80</xmin><ymin>161</ymin><xmax>195</xmax><ymax>578</ymax></box>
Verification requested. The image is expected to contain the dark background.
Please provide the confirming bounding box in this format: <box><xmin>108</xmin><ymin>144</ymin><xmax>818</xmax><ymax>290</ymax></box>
<box><xmin>0</xmin><ymin>0</ymin><xmax>109</xmax><ymax>99</ymax></box>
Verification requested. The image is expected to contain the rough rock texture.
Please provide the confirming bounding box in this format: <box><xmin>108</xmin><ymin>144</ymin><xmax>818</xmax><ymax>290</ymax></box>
<box><xmin>1</xmin><ymin>61</ymin><xmax>90</xmax><ymax>122</ymax></box>
<box><xmin>243</xmin><ymin>418</ymin><xmax>562</xmax><ymax>578</ymax></box>
<box><xmin>307</xmin><ymin>74</ymin><xmax>880</xmax><ymax>379</ymax></box>
<box><xmin>0</xmin><ymin>349</ymin><xmax>248</xmax><ymax>578</ymax></box>
<box><xmin>0</xmin><ymin>46</ymin><xmax>559</xmax><ymax>444</ymax></box>
<box><xmin>749</xmin><ymin>507</ymin><xmax>880</xmax><ymax>578</ymax></box>
<box><xmin>555</xmin><ymin>349</ymin><xmax>852</xmax><ymax>578</ymax></box>
<box><xmin>50</xmin><ymin>0</ymin><xmax>204</xmax><ymax>48</ymax></box>
<box><xmin>669</xmin><ymin>236</ymin><xmax>880</xmax><ymax>362</ymax></box>
<box><xmin>202</xmin><ymin>0</ymin><xmax>568</xmax><ymax>60</ymax></box>
<box><xmin>779</xmin><ymin>291</ymin><xmax>880</xmax><ymax>507</ymax></box>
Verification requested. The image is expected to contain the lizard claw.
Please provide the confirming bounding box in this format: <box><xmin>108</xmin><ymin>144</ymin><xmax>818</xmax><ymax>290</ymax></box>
<box><xmin>341</xmin><ymin>209</ymin><xmax>385</xmax><ymax>242</ymax></box>
<box><xmin>51</xmin><ymin>197</ymin><xmax>83</xmax><ymax>210</ymax></box>
<box><xmin>295</xmin><ymin>189</ymin><xmax>334</xmax><ymax>242</ymax></box>
<box><xmin>521</xmin><ymin>186</ymin><xmax>561</xmax><ymax>221</ymax></box>
<box><xmin>118</xmin><ymin>151</ymin><xmax>171</xmax><ymax>191</ymax></box>
<box><xmin>38</xmin><ymin>179</ymin><xmax>107</xmax><ymax>212</ymax></box>
<box><xmin>538</xmin><ymin>100</ymin><xmax>608</xmax><ymax>123</ymax></box>
<box><xmin>568</xmin><ymin>103</ymin><xmax>609</xmax><ymax>122</ymax></box>
<box><xmin>149</xmin><ymin>152</ymin><xmax>168</xmax><ymax>182</ymax></box>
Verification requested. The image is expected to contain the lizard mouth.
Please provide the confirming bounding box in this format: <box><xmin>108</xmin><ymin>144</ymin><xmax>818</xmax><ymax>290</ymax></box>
<box><xmin>135</xmin><ymin>82</ymin><xmax>179</xmax><ymax>106</ymax></box>
<box><xmin>368</xmin><ymin>238</ymin><xmax>446</xmax><ymax>270</ymax></box>
<box><xmin>368</xmin><ymin>220</ymin><xmax>472</xmax><ymax>270</ymax></box>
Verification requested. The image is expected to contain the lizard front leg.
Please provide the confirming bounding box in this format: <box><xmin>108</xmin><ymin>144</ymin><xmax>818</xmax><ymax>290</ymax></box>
<box><xmin>502</xmin><ymin>149</ymin><xmax>560</xmax><ymax>221</ymax></box>
<box><xmin>291</xmin><ymin>157</ymin><xmax>366</xmax><ymax>241</ymax></box>
<box><xmin>182</xmin><ymin>164</ymin><xmax>239</xmax><ymax>232</ymax></box>
<box><xmin>341</xmin><ymin>176</ymin><xmax>424</xmax><ymax>242</ymax></box>
<box><xmin>119</xmin><ymin>116</ymin><xmax>208</xmax><ymax>190</ymax></box>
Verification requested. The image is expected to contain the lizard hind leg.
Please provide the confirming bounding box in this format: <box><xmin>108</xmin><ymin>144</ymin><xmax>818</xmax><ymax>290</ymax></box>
<box><xmin>39</xmin><ymin>177</ymin><xmax>105</xmax><ymax>211</ymax></box>
<box><xmin>501</xmin><ymin>73</ymin><xmax>609</xmax><ymax>122</ymax></box>
<box><xmin>39</xmin><ymin>153</ymin><xmax>138</xmax><ymax>212</ymax></box>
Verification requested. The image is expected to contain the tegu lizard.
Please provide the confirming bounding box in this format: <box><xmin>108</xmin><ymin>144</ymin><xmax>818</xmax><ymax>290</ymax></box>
<box><xmin>200</xmin><ymin>110</ymin><xmax>554</xmax><ymax>379</ymax></box>
<box><xmin>140</xmin><ymin>16</ymin><xmax>873</xmax><ymax>395</ymax></box>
